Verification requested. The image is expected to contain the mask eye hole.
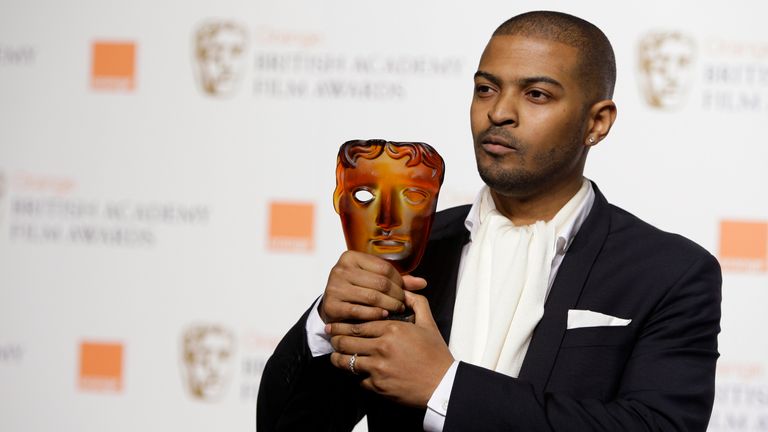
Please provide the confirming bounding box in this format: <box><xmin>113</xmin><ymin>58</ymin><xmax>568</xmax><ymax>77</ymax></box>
<box><xmin>403</xmin><ymin>188</ymin><xmax>428</xmax><ymax>205</ymax></box>
<box><xmin>353</xmin><ymin>189</ymin><xmax>375</xmax><ymax>204</ymax></box>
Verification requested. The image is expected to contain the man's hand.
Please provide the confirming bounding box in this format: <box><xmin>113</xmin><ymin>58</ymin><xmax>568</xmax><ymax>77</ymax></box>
<box><xmin>328</xmin><ymin>291</ymin><xmax>454</xmax><ymax>407</ymax></box>
<box><xmin>320</xmin><ymin>250</ymin><xmax>427</xmax><ymax>323</ymax></box>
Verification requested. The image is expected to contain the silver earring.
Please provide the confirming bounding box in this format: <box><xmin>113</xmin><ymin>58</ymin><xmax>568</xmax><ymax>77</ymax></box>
<box><xmin>588</xmin><ymin>136</ymin><xmax>595</xmax><ymax>144</ymax></box>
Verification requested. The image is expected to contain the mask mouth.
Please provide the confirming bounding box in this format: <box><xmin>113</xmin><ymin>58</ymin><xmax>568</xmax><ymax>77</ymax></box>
<box><xmin>370</xmin><ymin>238</ymin><xmax>410</xmax><ymax>258</ymax></box>
<box><xmin>372</xmin><ymin>239</ymin><xmax>405</xmax><ymax>248</ymax></box>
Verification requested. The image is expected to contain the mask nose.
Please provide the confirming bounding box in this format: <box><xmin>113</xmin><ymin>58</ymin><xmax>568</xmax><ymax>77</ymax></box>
<box><xmin>375</xmin><ymin>188</ymin><xmax>402</xmax><ymax>231</ymax></box>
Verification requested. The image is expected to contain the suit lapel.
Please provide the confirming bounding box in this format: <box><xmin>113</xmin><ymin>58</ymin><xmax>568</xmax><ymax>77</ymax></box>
<box><xmin>518</xmin><ymin>183</ymin><xmax>612</xmax><ymax>394</ymax></box>
<box><xmin>414</xmin><ymin>205</ymin><xmax>471</xmax><ymax>344</ymax></box>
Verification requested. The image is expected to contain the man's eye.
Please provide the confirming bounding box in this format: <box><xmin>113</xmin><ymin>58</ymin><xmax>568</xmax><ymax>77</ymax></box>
<box><xmin>353</xmin><ymin>189</ymin><xmax>375</xmax><ymax>204</ymax></box>
<box><xmin>527</xmin><ymin>90</ymin><xmax>549</xmax><ymax>102</ymax></box>
<box><xmin>403</xmin><ymin>188</ymin><xmax>428</xmax><ymax>205</ymax></box>
<box><xmin>475</xmin><ymin>84</ymin><xmax>494</xmax><ymax>95</ymax></box>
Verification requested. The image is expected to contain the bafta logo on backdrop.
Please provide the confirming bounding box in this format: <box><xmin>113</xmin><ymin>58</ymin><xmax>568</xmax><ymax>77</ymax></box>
<box><xmin>192</xmin><ymin>20</ymin><xmax>249</xmax><ymax>97</ymax></box>
<box><xmin>181</xmin><ymin>324</ymin><xmax>235</xmax><ymax>401</ymax></box>
<box><xmin>637</xmin><ymin>31</ymin><xmax>696</xmax><ymax>110</ymax></box>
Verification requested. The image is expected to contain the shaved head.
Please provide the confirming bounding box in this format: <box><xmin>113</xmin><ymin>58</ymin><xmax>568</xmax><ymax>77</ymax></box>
<box><xmin>493</xmin><ymin>11</ymin><xmax>616</xmax><ymax>103</ymax></box>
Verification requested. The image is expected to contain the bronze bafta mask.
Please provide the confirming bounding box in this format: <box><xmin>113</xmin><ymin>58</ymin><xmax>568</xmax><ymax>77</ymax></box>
<box><xmin>333</xmin><ymin>140</ymin><xmax>445</xmax><ymax>274</ymax></box>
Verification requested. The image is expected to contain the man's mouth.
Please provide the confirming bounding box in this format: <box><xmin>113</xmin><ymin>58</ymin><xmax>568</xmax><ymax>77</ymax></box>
<box><xmin>482</xmin><ymin>140</ymin><xmax>517</xmax><ymax>155</ymax></box>
<box><xmin>483</xmin><ymin>134</ymin><xmax>512</xmax><ymax>146</ymax></box>
<box><xmin>479</xmin><ymin>129</ymin><xmax>519</xmax><ymax>155</ymax></box>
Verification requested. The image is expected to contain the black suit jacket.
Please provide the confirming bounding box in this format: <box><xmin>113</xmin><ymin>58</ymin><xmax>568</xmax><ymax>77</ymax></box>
<box><xmin>257</xmin><ymin>184</ymin><xmax>722</xmax><ymax>431</ymax></box>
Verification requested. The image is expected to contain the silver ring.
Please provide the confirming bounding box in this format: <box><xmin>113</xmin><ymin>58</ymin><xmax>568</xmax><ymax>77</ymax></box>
<box><xmin>348</xmin><ymin>353</ymin><xmax>358</xmax><ymax>375</ymax></box>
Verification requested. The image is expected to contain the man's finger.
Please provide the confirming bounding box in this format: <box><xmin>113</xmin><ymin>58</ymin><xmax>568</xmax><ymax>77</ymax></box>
<box><xmin>404</xmin><ymin>291</ymin><xmax>438</xmax><ymax>330</ymax></box>
<box><xmin>335</xmin><ymin>251</ymin><xmax>406</xmax><ymax>299</ymax></box>
<box><xmin>359</xmin><ymin>377</ymin><xmax>377</xmax><ymax>393</ymax></box>
<box><xmin>347</xmin><ymin>251</ymin><xmax>405</xmax><ymax>286</ymax></box>
<box><xmin>324</xmin><ymin>297</ymin><xmax>389</xmax><ymax>322</ymax></box>
<box><xmin>326</xmin><ymin>320</ymin><xmax>388</xmax><ymax>338</ymax></box>
<box><xmin>330</xmin><ymin>351</ymin><xmax>368</xmax><ymax>376</ymax></box>
<box><xmin>341</xmin><ymin>285</ymin><xmax>405</xmax><ymax>314</ymax></box>
<box><xmin>330</xmin><ymin>335</ymin><xmax>378</xmax><ymax>356</ymax></box>
<box><xmin>345</xmin><ymin>271</ymin><xmax>406</xmax><ymax>304</ymax></box>
<box><xmin>403</xmin><ymin>275</ymin><xmax>428</xmax><ymax>292</ymax></box>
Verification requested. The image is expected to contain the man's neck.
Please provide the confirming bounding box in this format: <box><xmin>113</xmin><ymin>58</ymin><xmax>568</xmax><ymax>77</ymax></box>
<box><xmin>490</xmin><ymin>177</ymin><xmax>586</xmax><ymax>226</ymax></box>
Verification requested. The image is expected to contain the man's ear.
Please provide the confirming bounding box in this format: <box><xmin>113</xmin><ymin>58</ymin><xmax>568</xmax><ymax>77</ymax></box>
<box><xmin>584</xmin><ymin>100</ymin><xmax>617</xmax><ymax>146</ymax></box>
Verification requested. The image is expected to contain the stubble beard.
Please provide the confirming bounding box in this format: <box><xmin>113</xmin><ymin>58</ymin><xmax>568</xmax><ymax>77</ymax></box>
<box><xmin>475</xmin><ymin>134</ymin><xmax>585</xmax><ymax>198</ymax></box>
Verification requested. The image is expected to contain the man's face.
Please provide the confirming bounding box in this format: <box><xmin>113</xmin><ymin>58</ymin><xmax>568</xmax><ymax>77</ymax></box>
<box><xmin>336</xmin><ymin>154</ymin><xmax>440</xmax><ymax>274</ymax></box>
<box><xmin>470</xmin><ymin>35</ymin><xmax>590</xmax><ymax>198</ymax></box>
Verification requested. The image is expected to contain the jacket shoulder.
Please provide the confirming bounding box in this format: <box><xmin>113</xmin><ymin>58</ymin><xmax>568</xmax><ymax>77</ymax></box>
<box><xmin>429</xmin><ymin>205</ymin><xmax>471</xmax><ymax>240</ymax></box>
<box><xmin>607</xmin><ymin>203</ymin><xmax>718</xmax><ymax>266</ymax></box>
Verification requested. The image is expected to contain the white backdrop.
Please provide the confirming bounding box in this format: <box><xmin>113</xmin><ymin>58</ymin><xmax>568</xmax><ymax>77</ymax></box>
<box><xmin>1</xmin><ymin>1</ymin><xmax>767</xmax><ymax>431</ymax></box>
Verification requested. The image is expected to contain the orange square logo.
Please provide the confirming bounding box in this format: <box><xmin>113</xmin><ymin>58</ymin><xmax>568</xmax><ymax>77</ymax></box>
<box><xmin>79</xmin><ymin>341</ymin><xmax>123</xmax><ymax>392</ymax></box>
<box><xmin>91</xmin><ymin>42</ymin><xmax>135</xmax><ymax>91</ymax></box>
<box><xmin>268</xmin><ymin>202</ymin><xmax>314</xmax><ymax>252</ymax></box>
<box><xmin>719</xmin><ymin>220</ymin><xmax>768</xmax><ymax>272</ymax></box>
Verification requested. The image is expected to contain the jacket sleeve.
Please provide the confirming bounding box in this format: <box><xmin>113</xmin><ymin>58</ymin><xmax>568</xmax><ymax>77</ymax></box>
<box><xmin>256</xmin><ymin>305</ymin><xmax>366</xmax><ymax>432</ymax></box>
<box><xmin>444</xmin><ymin>253</ymin><xmax>722</xmax><ymax>432</ymax></box>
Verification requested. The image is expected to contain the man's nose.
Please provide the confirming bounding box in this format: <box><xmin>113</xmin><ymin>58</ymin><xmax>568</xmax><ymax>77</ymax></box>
<box><xmin>488</xmin><ymin>92</ymin><xmax>517</xmax><ymax>126</ymax></box>
<box><xmin>376</xmin><ymin>189</ymin><xmax>402</xmax><ymax>230</ymax></box>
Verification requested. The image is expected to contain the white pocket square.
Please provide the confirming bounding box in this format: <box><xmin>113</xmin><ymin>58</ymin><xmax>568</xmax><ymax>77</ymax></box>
<box><xmin>567</xmin><ymin>309</ymin><xmax>632</xmax><ymax>330</ymax></box>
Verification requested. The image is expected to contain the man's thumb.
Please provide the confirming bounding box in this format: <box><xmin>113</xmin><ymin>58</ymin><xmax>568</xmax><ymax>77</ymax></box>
<box><xmin>402</xmin><ymin>275</ymin><xmax>427</xmax><ymax>291</ymax></box>
<box><xmin>404</xmin><ymin>291</ymin><xmax>437</xmax><ymax>329</ymax></box>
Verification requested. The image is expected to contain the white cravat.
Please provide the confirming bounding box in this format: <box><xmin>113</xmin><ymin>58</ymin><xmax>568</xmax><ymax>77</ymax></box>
<box><xmin>449</xmin><ymin>180</ymin><xmax>590</xmax><ymax>377</ymax></box>
<box><xmin>424</xmin><ymin>179</ymin><xmax>594</xmax><ymax>431</ymax></box>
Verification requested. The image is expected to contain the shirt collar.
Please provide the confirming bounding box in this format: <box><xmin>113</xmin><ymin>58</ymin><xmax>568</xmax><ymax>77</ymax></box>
<box><xmin>464</xmin><ymin>179</ymin><xmax>595</xmax><ymax>255</ymax></box>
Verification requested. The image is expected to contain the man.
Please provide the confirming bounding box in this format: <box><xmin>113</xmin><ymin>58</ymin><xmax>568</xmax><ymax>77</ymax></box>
<box><xmin>257</xmin><ymin>11</ymin><xmax>721</xmax><ymax>431</ymax></box>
